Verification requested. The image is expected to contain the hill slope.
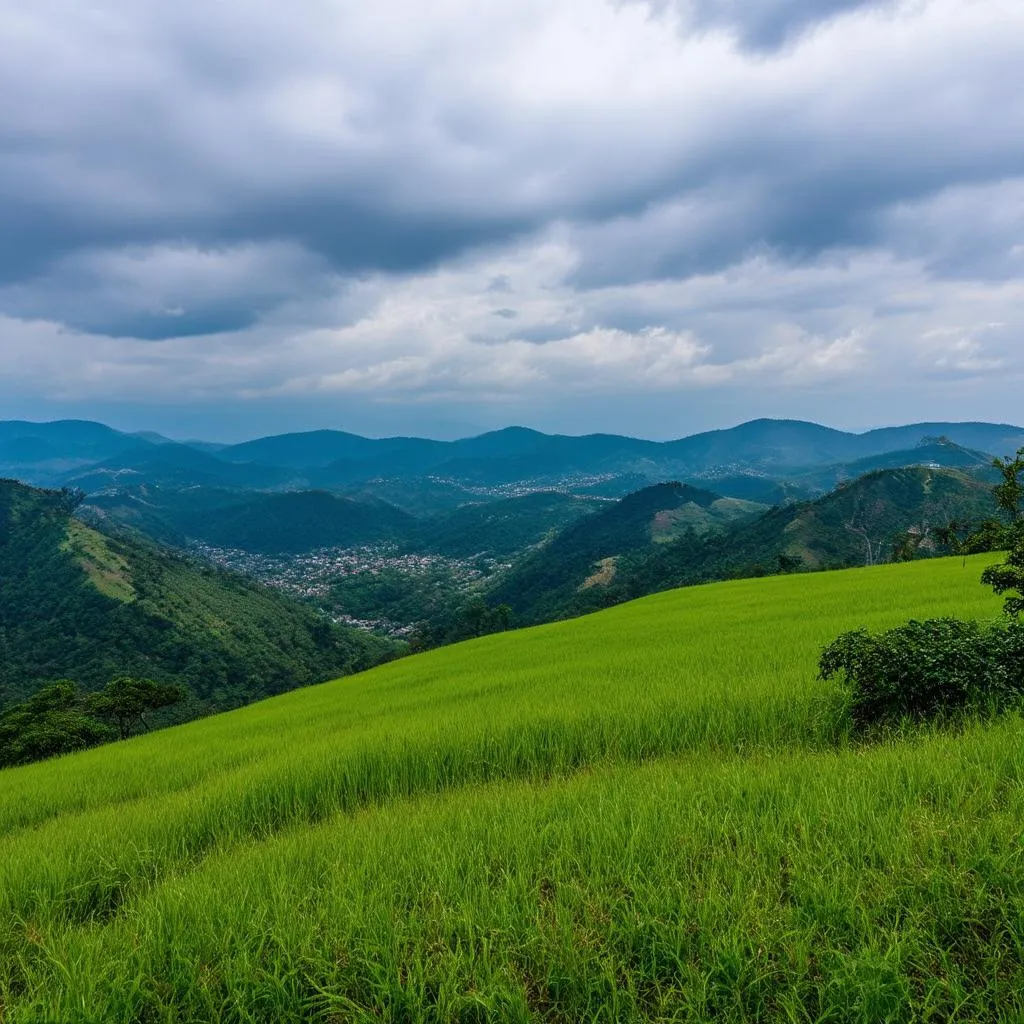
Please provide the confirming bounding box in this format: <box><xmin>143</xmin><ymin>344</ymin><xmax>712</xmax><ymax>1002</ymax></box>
<box><xmin>410</xmin><ymin>491</ymin><xmax>603</xmax><ymax>558</ymax></box>
<box><xmin>622</xmin><ymin>465</ymin><xmax>998</xmax><ymax>599</ymax></box>
<box><xmin>175</xmin><ymin>490</ymin><xmax>416</xmax><ymax>554</ymax></box>
<box><xmin>0</xmin><ymin>479</ymin><xmax>397</xmax><ymax>709</ymax></box>
<box><xmin>0</xmin><ymin>556</ymin><xmax>1015</xmax><ymax>1020</ymax></box>
<box><xmin>490</xmin><ymin>481</ymin><xmax>766</xmax><ymax>620</ymax></box>
<box><xmin>502</xmin><ymin>466</ymin><xmax>997</xmax><ymax>621</ymax></box>
<box><xmin>84</xmin><ymin>486</ymin><xmax>418</xmax><ymax>554</ymax></box>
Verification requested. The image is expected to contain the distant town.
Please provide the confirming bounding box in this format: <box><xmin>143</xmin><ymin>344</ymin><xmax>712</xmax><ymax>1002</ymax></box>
<box><xmin>192</xmin><ymin>542</ymin><xmax>507</xmax><ymax>638</ymax></box>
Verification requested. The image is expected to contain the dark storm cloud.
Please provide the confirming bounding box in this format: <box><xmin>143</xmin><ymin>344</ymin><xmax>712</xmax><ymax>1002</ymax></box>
<box><xmin>3</xmin><ymin>0</ymin><xmax>1022</xmax><ymax>322</ymax></box>
<box><xmin>0</xmin><ymin>241</ymin><xmax>336</xmax><ymax>340</ymax></box>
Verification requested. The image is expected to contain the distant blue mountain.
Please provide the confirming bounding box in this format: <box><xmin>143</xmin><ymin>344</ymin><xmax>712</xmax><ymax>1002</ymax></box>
<box><xmin>218</xmin><ymin>418</ymin><xmax>1024</xmax><ymax>481</ymax></box>
<box><xmin>2</xmin><ymin>416</ymin><xmax>1023</xmax><ymax>498</ymax></box>
<box><xmin>0</xmin><ymin>419</ymin><xmax>155</xmax><ymax>464</ymax></box>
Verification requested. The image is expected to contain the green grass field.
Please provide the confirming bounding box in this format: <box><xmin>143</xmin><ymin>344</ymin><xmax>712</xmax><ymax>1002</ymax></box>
<box><xmin>2</xmin><ymin>555</ymin><xmax>1021</xmax><ymax>1022</ymax></box>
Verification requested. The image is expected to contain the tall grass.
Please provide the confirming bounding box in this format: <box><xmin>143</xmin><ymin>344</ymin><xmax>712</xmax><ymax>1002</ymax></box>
<box><xmin>0</xmin><ymin>555</ymin><xmax>1015</xmax><ymax>1021</ymax></box>
<box><xmin>9</xmin><ymin>721</ymin><xmax>1024</xmax><ymax>1022</ymax></box>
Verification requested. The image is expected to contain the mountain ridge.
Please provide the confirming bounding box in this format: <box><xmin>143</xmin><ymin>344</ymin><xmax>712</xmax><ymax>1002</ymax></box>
<box><xmin>491</xmin><ymin>466</ymin><xmax>1000</xmax><ymax>623</ymax></box>
<box><xmin>3</xmin><ymin>417</ymin><xmax>1022</xmax><ymax>518</ymax></box>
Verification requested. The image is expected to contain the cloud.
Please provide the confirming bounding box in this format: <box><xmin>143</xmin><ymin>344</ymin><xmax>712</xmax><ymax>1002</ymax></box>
<box><xmin>0</xmin><ymin>242</ymin><xmax>334</xmax><ymax>339</ymax></box>
<box><xmin>1</xmin><ymin>236</ymin><xmax>1019</xmax><ymax>420</ymax></box>
<box><xmin>684</xmin><ymin>0</ymin><xmax>893</xmax><ymax>49</ymax></box>
<box><xmin>0</xmin><ymin>0</ymin><xmax>1022</xmax><ymax>433</ymax></box>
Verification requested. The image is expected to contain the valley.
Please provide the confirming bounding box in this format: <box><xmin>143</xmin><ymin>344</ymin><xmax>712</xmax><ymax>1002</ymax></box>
<box><xmin>1</xmin><ymin>417</ymin><xmax>1003</xmax><ymax>649</ymax></box>
<box><xmin>194</xmin><ymin>541</ymin><xmax>501</xmax><ymax>639</ymax></box>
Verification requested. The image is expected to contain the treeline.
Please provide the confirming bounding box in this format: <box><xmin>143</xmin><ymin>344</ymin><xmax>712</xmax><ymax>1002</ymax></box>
<box><xmin>0</xmin><ymin>677</ymin><xmax>184</xmax><ymax>767</ymax></box>
<box><xmin>407</xmin><ymin>598</ymin><xmax>514</xmax><ymax>650</ymax></box>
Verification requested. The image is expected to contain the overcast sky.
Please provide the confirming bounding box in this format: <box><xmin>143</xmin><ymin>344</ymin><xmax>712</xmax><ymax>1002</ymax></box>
<box><xmin>1</xmin><ymin>0</ymin><xmax>1022</xmax><ymax>441</ymax></box>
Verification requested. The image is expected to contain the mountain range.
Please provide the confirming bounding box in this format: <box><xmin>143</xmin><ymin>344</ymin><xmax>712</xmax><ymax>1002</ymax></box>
<box><xmin>1</xmin><ymin>415</ymin><xmax>1016</xmax><ymax>668</ymax></box>
<box><xmin>2</xmin><ymin>418</ymin><xmax>1022</xmax><ymax>502</ymax></box>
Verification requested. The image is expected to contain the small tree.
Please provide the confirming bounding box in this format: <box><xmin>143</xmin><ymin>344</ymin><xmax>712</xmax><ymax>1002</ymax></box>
<box><xmin>818</xmin><ymin>447</ymin><xmax>1024</xmax><ymax>732</ymax></box>
<box><xmin>88</xmin><ymin>677</ymin><xmax>184</xmax><ymax>740</ymax></box>
<box><xmin>981</xmin><ymin>448</ymin><xmax>1024</xmax><ymax>618</ymax></box>
<box><xmin>0</xmin><ymin>682</ymin><xmax>113</xmax><ymax>767</ymax></box>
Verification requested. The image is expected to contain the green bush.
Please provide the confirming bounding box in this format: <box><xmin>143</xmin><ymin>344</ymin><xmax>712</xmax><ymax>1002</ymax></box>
<box><xmin>818</xmin><ymin>617</ymin><xmax>1024</xmax><ymax>730</ymax></box>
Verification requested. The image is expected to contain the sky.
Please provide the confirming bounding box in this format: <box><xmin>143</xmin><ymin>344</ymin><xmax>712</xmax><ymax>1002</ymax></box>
<box><xmin>0</xmin><ymin>0</ymin><xmax>1022</xmax><ymax>442</ymax></box>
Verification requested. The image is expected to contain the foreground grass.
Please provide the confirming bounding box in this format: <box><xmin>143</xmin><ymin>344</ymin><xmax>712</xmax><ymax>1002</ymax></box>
<box><xmin>8</xmin><ymin>722</ymin><xmax>1024</xmax><ymax>1022</ymax></box>
<box><xmin>0</xmin><ymin>555</ymin><xmax>1016</xmax><ymax>1021</ymax></box>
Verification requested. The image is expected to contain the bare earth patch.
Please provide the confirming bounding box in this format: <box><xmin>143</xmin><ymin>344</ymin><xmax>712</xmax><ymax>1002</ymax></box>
<box><xmin>580</xmin><ymin>555</ymin><xmax>618</xmax><ymax>589</ymax></box>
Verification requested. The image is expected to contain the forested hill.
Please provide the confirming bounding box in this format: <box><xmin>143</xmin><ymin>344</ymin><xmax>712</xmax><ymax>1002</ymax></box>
<box><xmin>489</xmin><ymin>482</ymin><xmax>765</xmax><ymax>621</ymax></box>
<box><xmin>0</xmin><ymin>479</ymin><xmax>398</xmax><ymax>710</ymax></box>
<box><xmin>602</xmin><ymin>466</ymin><xmax>999</xmax><ymax>607</ymax></box>
<box><xmin>493</xmin><ymin>467</ymin><xmax>999</xmax><ymax>624</ymax></box>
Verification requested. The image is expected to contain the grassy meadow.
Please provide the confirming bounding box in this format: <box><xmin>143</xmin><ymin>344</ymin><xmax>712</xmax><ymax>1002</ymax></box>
<box><xmin>1</xmin><ymin>555</ymin><xmax>1021</xmax><ymax>1022</ymax></box>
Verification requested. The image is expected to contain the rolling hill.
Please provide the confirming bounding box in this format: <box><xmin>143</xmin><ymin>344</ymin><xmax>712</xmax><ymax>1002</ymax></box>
<box><xmin>493</xmin><ymin>467</ymin><xmax>999</xmax><ymax>623</ymax></box>
<box><xmin>0</xmin><ymin>554</ymin><xmax>1016</xmax><ymax>1020</ymax></box>
<box><xmin>86</xmin><ymin>485</ymin><xmax>606</xmax><ymax>561</ymax></box>
<box><xmin>0</xmin><ymin>419</ymin><xmax>157</xmax><ymax>483</ymax></box>
<box><xmin>0</xmin><ymin>479</ymin><xmax>398</xmax><ymax>710</ymax></box>
<box><xmin>175</xmin><ymin>490</ymin><xmax>416</xmax><ymax>554</ymax></box>
<box><xmin>62</xmin><ymin>442</ymin><xmax>295</xmax><ymax>492</ymax></box>
<box><xmin>795</xmin><ymin>437</ymin><xmax>998</xmax><ymax>492</ymax></box>
<box><xmin>489</xmin><ymin>481</ymin><xmax>766</xmax><ymax>620</ymax></box>
<box><xmin>616</xmin><ymin>465</ymin><xmax>999</xmax><ymax>601</ymax></box>
<box><xmin>85</xmin><ymin>487</ymin><xmax>417</xmax><ymax>554</ymax></box>
<box><xmin>409</xmin><ymin>491</ymin><xmax>604</xmax><ymax>558</ymax></box>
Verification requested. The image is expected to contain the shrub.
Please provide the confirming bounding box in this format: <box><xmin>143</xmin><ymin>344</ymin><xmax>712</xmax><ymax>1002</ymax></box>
<box><xmin>818</xmin><ymin>617</ymin><xmax>1024</xmax><ymax>731</ymax></box>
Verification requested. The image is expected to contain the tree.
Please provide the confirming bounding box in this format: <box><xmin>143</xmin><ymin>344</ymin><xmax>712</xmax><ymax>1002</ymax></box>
<box><xmin>981</xmin><ymin>448</ymin><xmax>1024</xmax><ymax>618</ymax></box>
<box><xmin>491</xmin><ymin>603</ymin><xmax>513</xmax><ymax>632</ymax></box>
<box><xmin>0</xmin><ymin>681</ymin><xmax>113</xmax><ymax>767</ymax></box>
<box><xmin>57</xmin><ymin>487</ymin><xmax>86</xmax><ymax>515</ymax></box>
<box><xmin>817</xmin><ymin>448</ymin><xmax>1024</xmax><ymax>733</ymax></box>
<box><xmin>776</xmin><ymin>553</ymin><xmax>804</xmax><ymax>574</ymax></box>
<box><xmin>87</xmin><ymin>677</ymin><xmax>184</xmax><ymax>739</ymax></box>
<box><xmin>890</xmin><ymin>530</ymin><xmax>920</xmax><ymax>563</ymax></box>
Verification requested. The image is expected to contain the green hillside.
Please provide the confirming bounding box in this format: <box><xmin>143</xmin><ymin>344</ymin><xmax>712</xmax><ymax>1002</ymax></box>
<box><xmin>87</xmin><ymin>487</ymin><xmax>415</xmax><ymax>554</ymax></box>
<box><xmin>410</xmin><ymin>491</ymin><xmax>603</xmax><ymax>558</ymax></box>
<box><xmin>502</xmin><ymin>466</ymin><xmax>996</xmax><ymax>622</ymax></box>
<box><xmin>491</xmin><ymin>481</ymin><xmax>765</xmax><ymax>621</ymax></box>
<box><xmin>622</xmin><ymin>465</ymin><xmax>997</xmax><ymax>594</ymax></box>
<box><xmin>1</xmin><ymin>554</ymin><xmax>1018</xmax><ymax>1021</ymax></box>
<box><xmin>0</xmin><ymin>479</ymin><xmax>397</xmax><ymax>710</ymax></box>
<box><xmin>177</xmin><ymin>490</ymin><xmax>415</xmax><ymax>554</ymax></box>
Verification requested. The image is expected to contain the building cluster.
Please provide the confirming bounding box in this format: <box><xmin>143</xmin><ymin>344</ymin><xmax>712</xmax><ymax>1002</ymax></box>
<box><xmin>190</xmin><ymin>542</ymin><xmax>497</xmax><ymax>639</ymax></box>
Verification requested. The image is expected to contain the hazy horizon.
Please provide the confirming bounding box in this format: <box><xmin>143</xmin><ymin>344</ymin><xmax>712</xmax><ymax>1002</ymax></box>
<box><xmin>4</xmin><ymin>408</ymin><xmax>1024</xmax><ymax>448</ymax></box>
